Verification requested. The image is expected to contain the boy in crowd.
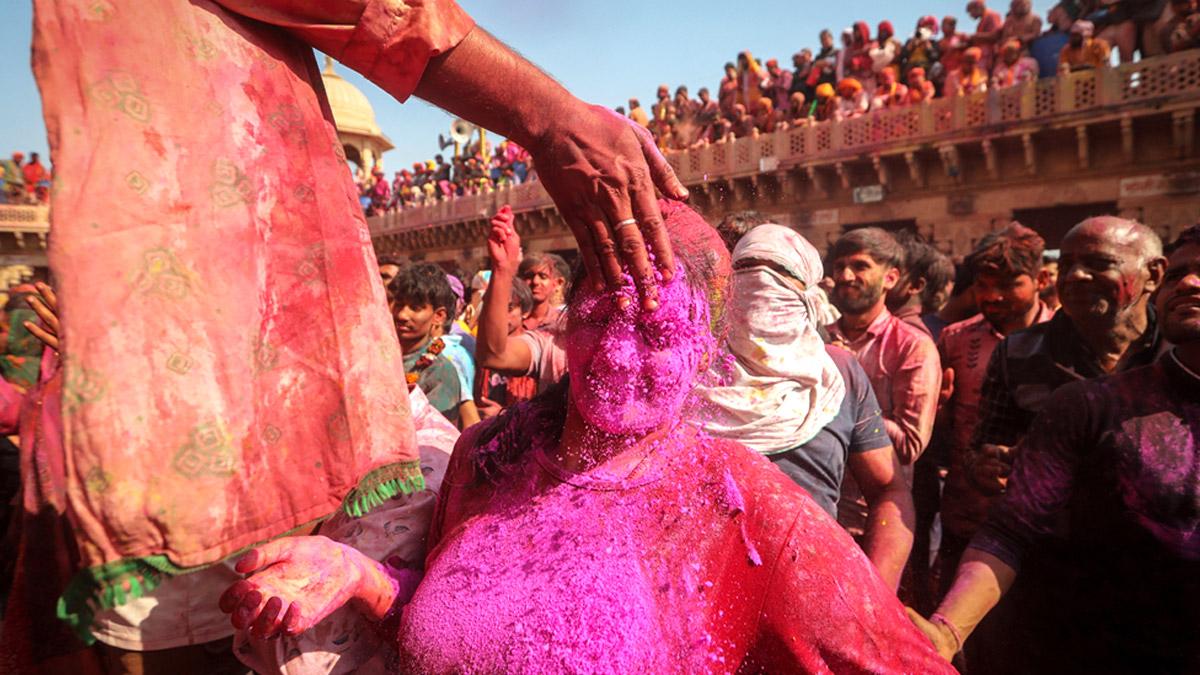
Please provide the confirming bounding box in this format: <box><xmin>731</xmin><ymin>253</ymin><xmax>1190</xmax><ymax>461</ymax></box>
<box><xmin>477</xmin><ymin>206</ymin><xmax>568</xmax><ymax>395</ymax></box>
<box><xmin>476</xmin><ymin>278</ymin><xmax>538</xmax><ymax>418</ymax></box>
<box><xmin>518</xmin><ymin>252</ymin><xmax>570</xmax><ymax>331</ymax></box>
<box><xmin>390</xmin><ymin>264</ymin><xmax>469</xmax><ymax>427</ymax></box>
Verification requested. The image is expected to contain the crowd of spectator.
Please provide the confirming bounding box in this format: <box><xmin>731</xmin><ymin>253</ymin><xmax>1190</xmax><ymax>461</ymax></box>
<box><xmin>0</xmin><ymin>152</ymin><xmax>51</xmax><ymax>205</ymax></box>
<box><xmin>630</xmin><ymin>0</ymin><xmax>1200</xmax><ymax>150</ymax></box>
<box><xmin>357</xmin><ymin>138</ymin><xmax>536</xmax><ymax>216</ymax></box>
<box><xmin>361</xmin><ymin>0</ymin><xmax>1200</xmax><ymax>215</ymax></box>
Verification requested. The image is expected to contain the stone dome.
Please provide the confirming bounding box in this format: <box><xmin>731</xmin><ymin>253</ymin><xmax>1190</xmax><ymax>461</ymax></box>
<box><xmin>321</xmin><ymin>56</ymin><xmax>393</xmax><ymax>151</ymax></box>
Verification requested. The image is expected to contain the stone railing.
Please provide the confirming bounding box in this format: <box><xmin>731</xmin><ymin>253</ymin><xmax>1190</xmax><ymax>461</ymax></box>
<box><xmin>370</xmin><ymin>49</ymin><xmax>1200</xmax><ymax>236</ymax></box>
<box><xmin>0</xmin><ymin>204</ymin><xmax>50</xmax><ymax>231</ymax></box>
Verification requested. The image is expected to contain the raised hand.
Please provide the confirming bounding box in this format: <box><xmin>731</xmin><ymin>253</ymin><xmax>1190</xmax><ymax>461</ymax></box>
<box><xmin>488</xmin><ymin>205</ymin><xmax>521</xmax><ymax>276</ymax></box>
<box><xmin>218</xmin><ymin>536</ymin><xmax>400</xmax><ymax>639</ymax></box>
<box><xmin>25</xmin><ymin>281</ymin><xmax>60</xmax><ymax>352</ymax></box>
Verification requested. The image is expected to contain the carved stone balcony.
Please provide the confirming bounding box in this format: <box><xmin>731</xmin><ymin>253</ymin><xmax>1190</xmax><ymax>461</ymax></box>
<box><xmin>0</xmin><ymin>204</ymin><xmax>50</xmax><ymax>267</ymax></box>
<box><xmin>374</xmin><ymin>52</ymin><xmax>1199</xmax><ymax>264</ymax></box>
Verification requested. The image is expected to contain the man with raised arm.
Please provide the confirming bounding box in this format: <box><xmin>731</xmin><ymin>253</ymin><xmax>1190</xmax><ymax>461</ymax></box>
<box><xmin>476</xmin><ymin>206</ymin><xmax>567</xmax><ymax>397</ymax></box>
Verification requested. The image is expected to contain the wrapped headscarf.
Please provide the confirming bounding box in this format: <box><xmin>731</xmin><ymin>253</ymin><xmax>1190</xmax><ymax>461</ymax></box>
<box><xmin>853</xmin><ymin>21</ymin><xmax>872</xmax><ymax>46</ymax></box>
<box><xmin>696</xmin><ymin>225</ymin><xmax>845</xmax><ymax>454</ymax></box>
<box><xmin>838</xmin><ymin>78</ymin><xmax>863</xmax><ymax>96</ymax></box>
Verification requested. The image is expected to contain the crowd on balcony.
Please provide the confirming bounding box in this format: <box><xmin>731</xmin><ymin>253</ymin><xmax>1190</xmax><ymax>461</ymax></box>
<box><xmin>374</xmin><ymin>0</ymin><xmax>1200</xmax><ymax>216</ymax></box>
<box><xmin>357</xmin><ymin>138</ymin><xmax>538</xmax><ymax>216</ymax></box>
<box><xmin>632</xmin><ymin>0</ymin><xmax>1200</xmax><ymax>151</ymax></box>
<box><xmin>0</xmin><ymin>152</ymin><xmax>51</xmax><ymax>205</ymax></box>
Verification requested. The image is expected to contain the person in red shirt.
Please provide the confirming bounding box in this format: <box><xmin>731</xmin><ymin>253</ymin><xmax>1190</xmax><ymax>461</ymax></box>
<box><xmin>221</xmin><ymin>202</ymin><xmax>955</xmax><ymax>673</ymax></box>
<box><xmin>934</xmin><ymin>223</ymin><xmax>1057</xmax><ymax>673</ymax></box>
<box><xmin>967</xmin><ymin>0</ymin><xmax>1006</xmax><ymax>71</ymax></box>
<box><xmin>827</xmin><ymin>228</ymin><xmax>942</xmax><ymax>537</ymax></box>
<box><xmin>937</xmin><ymin>15</ymin><xmax>969</xmax><ymax>92</ymax></box>
<box><xmin>21</xmin><ymin>152</ymin><xmax>47</xmax><ymax>198</ymax></box>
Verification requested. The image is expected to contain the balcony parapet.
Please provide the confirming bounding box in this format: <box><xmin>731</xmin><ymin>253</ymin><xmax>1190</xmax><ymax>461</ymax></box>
<box><xmin>369</xmin><ymin>50</ymin><xmax>1200</xmax><ymax>237</ymax></box>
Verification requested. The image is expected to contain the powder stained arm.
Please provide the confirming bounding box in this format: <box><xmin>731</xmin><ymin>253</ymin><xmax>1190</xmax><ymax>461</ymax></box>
<box><xmin>732</xmin><ymin>452</ymin><xmax>954</xmax><ymax>673</ymax></box>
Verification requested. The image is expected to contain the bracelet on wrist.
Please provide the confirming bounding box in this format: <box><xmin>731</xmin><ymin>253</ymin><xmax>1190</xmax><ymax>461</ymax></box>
<box><xmin>930</xmin><ymin>612</ymin><xmax>965</xmax><ymax>654</ymax></box>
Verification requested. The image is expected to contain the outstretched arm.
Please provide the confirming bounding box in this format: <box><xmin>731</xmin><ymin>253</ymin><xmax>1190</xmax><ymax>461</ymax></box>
<box><xmin>416</xmin><ymin>27</ymin><xmax>687</xmax><ymax>309</ymax></box>
<box><xmin>220</xmin><ymin>536</ymin><xmax>421</xmax><ymax>638</ymax></box>
<box><xmin>909</xmin><ymin>381</ymin><xmax>1090</xmax><ymax>660</ymax></box>
<box><xmin>907</xmin><ymin>549</ymin><xmax>1016</xmax><ymax>659</ymax></box>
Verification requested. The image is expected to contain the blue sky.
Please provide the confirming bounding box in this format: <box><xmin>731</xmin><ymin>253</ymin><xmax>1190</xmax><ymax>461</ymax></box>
<box><xmin>3</xmin><ymin>0</ymin><xmax>996</xmax><ymax>170</ymax></box>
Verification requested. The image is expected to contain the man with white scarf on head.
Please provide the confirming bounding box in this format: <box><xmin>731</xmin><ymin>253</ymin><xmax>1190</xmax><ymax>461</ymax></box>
<box><xmin>697</xmin><ymin>225</ymin><xmax>915</xmax><ymax>590</ymax></box>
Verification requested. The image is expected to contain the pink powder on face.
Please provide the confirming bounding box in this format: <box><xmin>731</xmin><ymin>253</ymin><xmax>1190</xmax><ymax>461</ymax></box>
<box><xmin>564</xmin><ymin>268</ymin><xmax>714</xmax><ymax>435</ymax></box>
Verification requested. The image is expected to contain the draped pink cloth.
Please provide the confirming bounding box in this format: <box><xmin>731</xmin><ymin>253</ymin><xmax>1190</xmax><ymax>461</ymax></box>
<box><xmin>31</xmin><ymin>0</ymin><xmax>473</xmax><ymax>631</ymax></box>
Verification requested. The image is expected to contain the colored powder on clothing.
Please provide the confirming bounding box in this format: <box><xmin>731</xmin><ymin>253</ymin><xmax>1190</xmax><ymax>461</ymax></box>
<box><xmin>396</xmin><ymin>226</ymin><xmax>952</xmax><ymax>671</ymax></box>
<box><xmin>400</xmin><ymin>425</ymin><xmax>755</xmax><ymax>673</ymax></box>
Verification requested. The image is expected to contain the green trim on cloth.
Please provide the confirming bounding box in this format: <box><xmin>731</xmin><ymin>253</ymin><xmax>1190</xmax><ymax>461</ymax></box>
<box><xmin>341</xmin><ymin>458</ymin><xmax>426</xmax><ymax>518</ymax></box>
<box><xmin>57</xmin><ymin>556</ymin><xmax>174</xmax><ymax>645</ymax></box>
<box><xmin>57</xmin><ymin>459</ymin><xmax>425</xmax><ymax>643</ymax></box>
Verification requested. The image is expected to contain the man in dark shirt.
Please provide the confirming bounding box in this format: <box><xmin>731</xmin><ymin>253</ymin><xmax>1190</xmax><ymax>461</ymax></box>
<box><xmin>910</xmin><ymin>224</ymin><xmax>1194</xmax><ymax>674</ymax></box>
<box><xmin>770</xmin><ymin>346</ymin><xmax>895</xmax><ymax>515</ymax></box>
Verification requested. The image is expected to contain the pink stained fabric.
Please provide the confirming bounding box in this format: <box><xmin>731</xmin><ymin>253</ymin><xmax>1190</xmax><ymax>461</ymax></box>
<box><xmin>400</xmin><ymin>422</ymin><xmax>956</xmax><ymax>673</ymax></box>
<box><xmin>830</xmin><ymin>309</ymin><xmax>940</xmax><ymax>536</ymax></box>
<box><xmin>828</xmin><ymin>309</ymin><xmax>941</xmax><ymax>466</ymax></box>
<box><xmin>31</xmin><ymin>0</ymin><xmax>472</xmax><ymax>588</ymax></box>
<box><xmin>0</xmin><ymin>370</ymin><xmax>22</xmax><ymax>434</ymax></box>
<box><xmin>937</xmin><ymin>303</ymin><xmax>1055</xmax><ymax>538</ymax></box>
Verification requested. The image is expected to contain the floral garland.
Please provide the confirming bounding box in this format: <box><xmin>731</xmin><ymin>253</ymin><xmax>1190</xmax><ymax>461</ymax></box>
<box><xmin>405</xmin><ymin>337</ymin><xmax>445</xmax><ymax>389</ymax></box>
